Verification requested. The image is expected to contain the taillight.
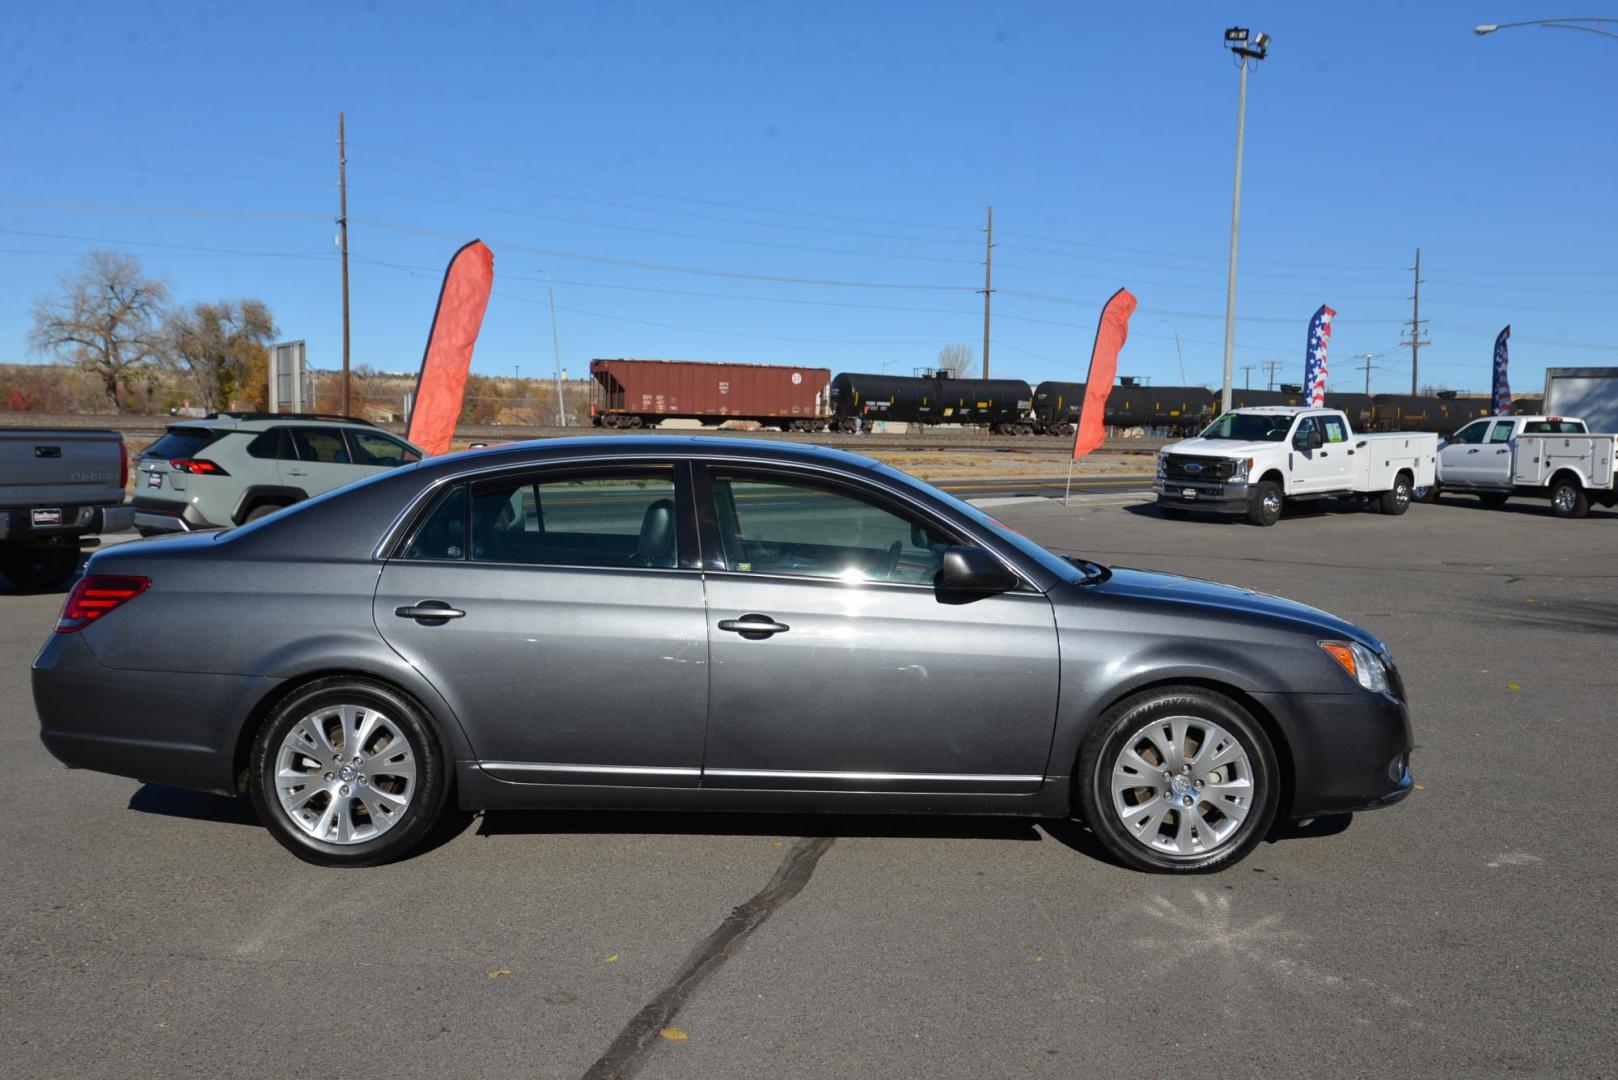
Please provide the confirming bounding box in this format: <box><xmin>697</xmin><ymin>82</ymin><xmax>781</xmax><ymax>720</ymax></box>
<box><xmin>169</xmin><ymin>458</ymin><xmax>229</xmax><ymax>476</ymax></box>
<box><xmin>56</xmin><ymin>575</ymin><xmax>150</xmax><ymax>633</ymax></box>
<box><xmin>118</xmin><ymin>441</ymin><xmax>128</xmax><ymax>490</ymax></box>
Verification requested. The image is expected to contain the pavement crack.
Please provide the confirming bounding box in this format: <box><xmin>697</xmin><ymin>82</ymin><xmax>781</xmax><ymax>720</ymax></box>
<box><xmin>582</xmin><ymin>833</ymin><xmax>836</xmax><ymax>1080</ymax></box>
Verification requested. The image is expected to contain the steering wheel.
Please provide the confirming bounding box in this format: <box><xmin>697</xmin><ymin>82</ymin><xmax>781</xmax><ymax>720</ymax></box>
<box><xmin>880</xmin><ymin>540</ymin><xmax>903</xmax><ymax>581</ymax></box>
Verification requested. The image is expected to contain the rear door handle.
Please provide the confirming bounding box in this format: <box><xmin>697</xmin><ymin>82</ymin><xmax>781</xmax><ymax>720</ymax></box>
<box><xmin>395</xmin><ymin>601</ymin><xmax>466</xmax><ymax>622</ymax></box>
<box><xmin>286</xmin><ymin>468</ymin><xmax>309</xmax><ymax>477</ymax></box>
<box><xmin>718</xmin><ymin>614</ymin><xmax>790</xmax><ymax>638</ymax></box>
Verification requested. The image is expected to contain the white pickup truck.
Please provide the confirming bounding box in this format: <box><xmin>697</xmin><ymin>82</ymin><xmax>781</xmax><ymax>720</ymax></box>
<box><xmin>1155</xmin><ymin>406</ymin><xmax>1438</xmax><ymax>526</ymax></box>
<box><xmin>1427</xmin><ymin>414</ymin><xmax>1615</xmax><ymax>518</ymax></box>
<box><xmin>1</xmin><ymin>428</ymin><xmax>134</xmax><ymax>589</ymax></box>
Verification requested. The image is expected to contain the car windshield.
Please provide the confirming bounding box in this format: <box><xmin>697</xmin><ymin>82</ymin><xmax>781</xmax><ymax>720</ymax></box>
<box><xmin>1199</xmin><ymin>413</ymin><xmax>1292</xmax><ymax>441</ymax></box>
<box><xmin>871</xmin><ymin>462</ymin><xmax>1087</xmax><ymax>584</ymax></box>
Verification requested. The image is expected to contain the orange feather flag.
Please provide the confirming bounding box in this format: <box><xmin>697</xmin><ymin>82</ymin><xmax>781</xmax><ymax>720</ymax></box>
<box><xmin>406</xmin><ymin>240</ymin><xmax>495</xmax><ymax>456</ymax></box>
<box><xmin>1072</xmin><ymin>287</ymin><xmax>1138</xmax><ymax>460</ymax></box>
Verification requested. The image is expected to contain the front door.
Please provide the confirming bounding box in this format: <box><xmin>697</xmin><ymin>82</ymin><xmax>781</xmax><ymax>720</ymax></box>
<box><xmin>374</xmin><ymin>462</ymin><xmax>709</xmax><ymax>785</ymax></box>
<box><xmin>1440</xmin><ymin>420</ymin><xmax>1492</xmax><ymax>486</ymax></box>
<box><xmin>1288</xmin><ymin>416</ymin><xmax>1337</xmax><ymax>493</ymax></box>
<box><xmin>696</xmin><ymin>466</ymin><xmax>1060</xmax><ymax>794</ymax></box>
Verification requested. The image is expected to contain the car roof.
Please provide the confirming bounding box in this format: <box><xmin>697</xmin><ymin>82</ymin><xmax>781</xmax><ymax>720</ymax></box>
<box><xmin>424</xmin><ymin>434</ymin><xmax>881</xmax><ymax>473</ymax></box>
<box><xmin>167</xmin><ymin>416</ymin><xmax>386</xmax><ymax>433</ymax></box>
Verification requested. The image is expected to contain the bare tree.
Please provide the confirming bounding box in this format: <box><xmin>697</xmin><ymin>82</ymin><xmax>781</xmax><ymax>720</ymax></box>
<box><xmin>165</xmin><ymin>299</ymin><xmax>277</xmax><ymax>412</ymax></box>
<box><xmin>29</xmin><ymin>252</ymin><xmax>170</xmax><ymax>412</ymax></box>
<box><xmin>936</xmin><ymin>344</ymin><xmax>974</xmax><ymax>378</ymax></box>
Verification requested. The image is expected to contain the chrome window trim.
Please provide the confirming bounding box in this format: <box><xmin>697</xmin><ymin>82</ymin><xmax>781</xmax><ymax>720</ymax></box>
<box><xmin>374</xmin><ymin>451</ymin><xmax>1046</xmax><ymax>592</ymax></box>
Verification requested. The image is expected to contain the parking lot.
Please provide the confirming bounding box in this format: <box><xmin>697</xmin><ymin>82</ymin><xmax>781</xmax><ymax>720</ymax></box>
<box><xmin>3</xmin><ymin>493</ymin><xmax>1615</xmax><ymax>1079</ymax></box>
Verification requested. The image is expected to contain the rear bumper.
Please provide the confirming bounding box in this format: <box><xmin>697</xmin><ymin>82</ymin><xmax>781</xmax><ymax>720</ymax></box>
<box><xmin>0</xmin><ymin>504</ymin><xmax>134</xmax><ymax>543</ymax></box>
<box><xmin>33</xmin><ymin>631</ymin><xmax>282</xmax><ymax>796</ymax></box>
<box><xmin>1154</xmin><ymin>480</ymin><xmax>1252</xmax><ymax>513</ymax></box>
<box><xmin>1253</xmin><ymin>689</ymin><xmax>1415</xmax><ymax>818</ymax></box>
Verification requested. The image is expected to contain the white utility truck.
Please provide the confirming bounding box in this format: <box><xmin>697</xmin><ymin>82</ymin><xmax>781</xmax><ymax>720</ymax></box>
<box><xmin>1155</xmin><ymin>406</ymin><xmax>1438</xmax><ymax>526</ymax></box>
<box><xmin>1427</xmin><ymin>414</ymin><xmax>1616</xmax><ymax>518</ymax></box>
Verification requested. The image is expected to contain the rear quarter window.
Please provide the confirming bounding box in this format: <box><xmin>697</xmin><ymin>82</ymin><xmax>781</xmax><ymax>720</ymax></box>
<box><xmin>143</xmin><ymin>428</ymin><xmax>222</xmax><ymax>459</ymax></box>
<box><xmin>1523</xmin><ymin>421</ymin><xmax>1587</xmax><ymax>435</ymax></box>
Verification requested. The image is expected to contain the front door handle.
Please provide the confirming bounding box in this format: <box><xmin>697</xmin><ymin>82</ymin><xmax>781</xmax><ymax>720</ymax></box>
<box><xmin>718</xmin><ymin>614</ymin><xmax>790</xmax><ymax>638</ymax></box>
<box><xmin>396</xmin><ymin>601</ymin><xmax>466</xmax><ymax>623</ymax></box>
<box><xmin>1467</xmin><ymin>449</ymin><xmax>1480</xmax><ymax>454</ymax></box>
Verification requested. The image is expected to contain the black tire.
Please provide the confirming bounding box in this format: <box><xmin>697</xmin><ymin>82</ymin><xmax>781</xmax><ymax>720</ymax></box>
<box><xmin>248</xmin><ymin>678</ymin><xmax>451</xmax><ymax>867</ymax></box>
<box><xmin>1377</xmin><ymin>472</ymin><xmax>1412</xmax><ymax>515</ymax></box>
<box><xmin>1479</xmin><ymin>492</ymin><xmax>1510</xmax><ymax>508</ymax></box>
<box><xmin>243</xmin><ymin>503</ymin><xmax>286</xmax><ymax>523</ymax></box>
<box><xmin>1077</xmin><ymin>686</ymin><xmax>1281</xmax><ymax>874</ymax></box>
<box><xmin>1550</xmin><ymin>477</ymin><xmax>1589</xmax><ymax>519</ymax></box>
<box><xmin>1246</xmin><ymin>481</ymin><xmax>1283</xmax><ymax>527</ymax></box>
<box><xmin>1158</xmin><ymin>505</ymin><xmax>1190</xmax><ymax>520</ymax></box>
<box><xmin>0</xmin><ymin>544</ymin><xmax>79</xmax><ymax>591</ymax></box>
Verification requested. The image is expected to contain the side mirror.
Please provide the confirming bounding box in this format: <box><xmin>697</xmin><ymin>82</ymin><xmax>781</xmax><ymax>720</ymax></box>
<box><xmin>1295</xmin><ymin>429</ymin><xmax>1323</xmax><ymax>450</ymax></box>
<box><xmin>938</xmin><ymin>546</ymin><xmax>1018</xmax><ymax>594</ymax></box>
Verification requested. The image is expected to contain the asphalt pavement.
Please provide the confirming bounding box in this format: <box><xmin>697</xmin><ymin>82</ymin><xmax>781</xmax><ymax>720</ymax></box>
<box><xmin>2</xmin><ymin>492</ymin><xmax>1615</xmax><ymax>1078</ymax></box>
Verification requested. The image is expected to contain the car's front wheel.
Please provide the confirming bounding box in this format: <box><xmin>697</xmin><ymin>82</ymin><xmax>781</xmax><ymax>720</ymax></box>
<box><xmin>249</xmin><ymin>678</ymin><xmax>450</xmax><ymax>867</ymax></box>
<box><xmin>1077</xmin><ymin>687</ymin><xmax>1280</xmax><ymax>873</ymax></box>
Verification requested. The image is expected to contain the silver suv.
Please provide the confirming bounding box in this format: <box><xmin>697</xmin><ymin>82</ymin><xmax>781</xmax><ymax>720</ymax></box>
<box><xmin>132</xmin><ymin>413</ymin><xmax>424</xmax><ymax>533</ymax></box>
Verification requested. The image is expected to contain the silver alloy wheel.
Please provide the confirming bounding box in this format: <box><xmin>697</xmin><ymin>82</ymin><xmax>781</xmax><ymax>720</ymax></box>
<box><xmin>275</xmin><ymin>704</ymin><xmax>417</xmax><ymax>845</ymax></box>
<box><xmin>1262</xmin><ymin>489</ymin><xmax>1282</xmax><ymax>516</ymax></box>
<box><xmin>1395</xmin><ymin>481</ymin><xmax>1410</xmax><ymax>510</ymax></box>
<box><xmin>1554</xmin><ymin>484</ymin><xmax>1577</xmax><ymax>514</ymax></box>
<box><xmin>1110</xmin><ymin>714</ymin><xmax>1255</xmax><ymax>857</ymax></box>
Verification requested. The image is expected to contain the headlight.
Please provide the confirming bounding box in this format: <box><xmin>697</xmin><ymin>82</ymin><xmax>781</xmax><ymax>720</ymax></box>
<box><xmin>1228</xmin><ymin>457</ymin><xmax>1253</xmax><ymax>482</ymax></box>
<box><xmin>1157</xmin><ymin>454</ymin><xmax>1168</xmax><ymax>478</ymax></box>
<box><xmin>1319</xmin><ymin>640</ymin><xmax>1392</xmax><ymax>695</ymax></box>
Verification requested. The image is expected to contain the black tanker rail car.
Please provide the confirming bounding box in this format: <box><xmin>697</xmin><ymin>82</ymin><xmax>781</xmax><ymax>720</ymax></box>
<box><xmin>1369</xmin><ymin>395</ymin><xmax>1487</xmax><ymax>436</ymax></box>
<box><xmin>1031</xmin><ymin>383</ymin><xmax>1215</xmax><ymax>436</ymax></box>
<box><xmin>829</xmin><ymin>373</ymin><xmax>1034</xmax><ymax>433</ymax></box>
<box><xmin>1324</xmin><ymin>393</ymin><xmax>1373</xmax><ymax>429</ymax></box>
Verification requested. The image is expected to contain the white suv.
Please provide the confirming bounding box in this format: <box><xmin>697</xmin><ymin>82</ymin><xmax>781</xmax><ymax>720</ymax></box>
<box><xmin>132</xmin><ymin>413</ymin><xmax>425</xmax><ymax>533</ymax></box>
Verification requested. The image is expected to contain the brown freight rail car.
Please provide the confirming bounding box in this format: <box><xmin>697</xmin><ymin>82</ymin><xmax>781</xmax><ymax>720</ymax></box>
<box><xmin>589</xmin><ymin>359</ymin><xmax>831</xmax><ymax>430</ymax></box>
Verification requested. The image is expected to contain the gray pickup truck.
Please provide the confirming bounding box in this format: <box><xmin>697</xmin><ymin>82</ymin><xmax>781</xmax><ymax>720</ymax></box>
<box><xmin>0</xmin><ymin>429</ymin><xmax>134</xmax><ymax>589</ymax></box>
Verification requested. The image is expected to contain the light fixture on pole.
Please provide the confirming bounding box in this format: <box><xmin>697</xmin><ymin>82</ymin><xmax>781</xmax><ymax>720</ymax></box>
<box><xmin>535</xmin><ymin>268</ymin><xmax>566</xmax><ymax>426</ymax></box>
<box><xmin>1219</xmin><ymin>26</ymin><xmax>1270</xmax><ymax>416</ymax></box>
<box><xmin>1475</xmin><ymin>17</ymin><xmax>1617</xmax><ymax>39</ymax></box>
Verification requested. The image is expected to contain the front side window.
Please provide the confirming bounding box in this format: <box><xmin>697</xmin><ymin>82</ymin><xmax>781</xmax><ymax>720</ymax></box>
<box><xmin>350</xmin><ymin>430</ymin><xmax>422</xmax><ymax>467</ymax></box>
<box><xmin>710</xmin><ymin>473</ymin><xmax>952</xmax><ymax>584</ymax></box>
<box><xmin>1488</xmin><ymin>423</ymin><xmax>1516</xmax><ymax>444</ymax></box>
<box><xmin>289</xmin><ymin>426</ymin><xmax>353</xmax><ymax>464</ymax></box>
<box><xmin>1293</xmin><ymin>417</ymin><xmax>1322</xmax><ymax>445</ymax></box>
<box><xmin>469</xmin><ymin>469</ymin><xmax>678</xmax><ymax>568</ymax></box>
<box><xmin>1450</xmin><ymin>421</ymin><xmax>1489</xmax><ymax>445</ymax></box>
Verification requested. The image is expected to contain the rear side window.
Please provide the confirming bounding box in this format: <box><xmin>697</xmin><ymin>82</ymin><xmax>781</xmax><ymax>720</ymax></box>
<box><xmin>1488</xmin><ymin>423</ymin><xmax>1515</xmax><ymax>443</ymax></box>
<box><xmin>246</xmin><ymin>427</ymin><xmax>297</xmax><ymax>460</ymax></box>
<box><xmin>1523</xmin><ymin>420</ymin><xmax>1587</xmax><ymax>435</ymax></box>
<box><xmin>470</xmin><ymin>469</ymin><xmax>679</xmax><ymax>568</ymax></box>
<box><xmin>289</xmin><ymin>426</ymin><xmax>353</xmax><ymax>464</ymax></box>
<box><xmin>143</xmin><ymin>427</ymin><xmax>221</xmax><ymax>459</ymax></box>
<box><xmin>404</xmin><ymin>485</ymin><xmax>468</xmax><ymax>560</ymax></box>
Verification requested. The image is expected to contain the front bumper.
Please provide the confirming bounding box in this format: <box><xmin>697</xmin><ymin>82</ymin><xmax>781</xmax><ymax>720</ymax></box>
<box><xmin>0</xmin><ymin>504</ymin><xmax>134</xmax><ymax>543</ymax></box>
<box><xmin>1253</xmin><ymin>689</ymin><xmax>1415</xmax><ymax>818</ymax></box>
<box><xmin>1154</xmin><ymin>479</ymin><xmax>1252</xmax><ymax>514</ymax></box>
<box><xmin>33</xmin><ymin>631</ymin><xmax>281</xmax><ymax>796</ymax></box>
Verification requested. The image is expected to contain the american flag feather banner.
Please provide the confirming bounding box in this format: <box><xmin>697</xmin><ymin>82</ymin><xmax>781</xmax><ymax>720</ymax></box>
<box><xmin>1492</xmin><ymin>326</ymin><xmax>1512</xmax><ymax>415</ymax></box>
<box><xmin>1302</xmin><ymin>305</ymin><xmax>1336</xmax><ymax>406</ymax></box>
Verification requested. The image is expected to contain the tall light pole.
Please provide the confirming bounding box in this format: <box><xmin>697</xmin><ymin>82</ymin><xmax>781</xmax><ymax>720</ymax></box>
<box><xmin>1219</xmin><ymin>27</ymin><xmax>1269</xmax><ymax>416</ymax></box>
<box><xmin>1475</xmin><ymin>17</ymin><xmax>1618</xmax><ymax>39</ymax></box>
<box><xmin>536</xmin><ymin>268</ymin><xmax>566</xmax><ymax>426</ymax></box>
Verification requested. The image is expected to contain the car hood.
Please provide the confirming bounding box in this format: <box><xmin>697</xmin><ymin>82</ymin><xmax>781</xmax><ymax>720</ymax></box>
<box><xmin>1164</xmin><ymin>436</ymin><xmax>1280</xmax><ymax>459</ymax></box>
<box><xmin>1082</xmin><ymin>565</ymin><xmax>1386</xmax><ymax>653</ymax></box>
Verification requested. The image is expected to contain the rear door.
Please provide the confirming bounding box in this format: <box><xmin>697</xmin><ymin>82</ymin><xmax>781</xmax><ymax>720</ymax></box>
<box><xmin>373</xmin><ymin>461</ymin><xmax>709</xmax><ymax>783</ymax></box>
<box><xmin>282</xmin><ymin>425</ymin><xmax>370</xmax><ymax>495</ymax></box>
<box><xmin>346</xmin><ymin>429</ymin><xmax>423</xmax><ymax>477</ymax></box>
<box><xmin>1481</xmin><ymin>420</ymin><xmax>1518</xmax><ymax>484</ymax></box>
<box><xmin>695</xmin><ymin>464</ymin><xmax>1060</xmax><ymax>794</ymax></box>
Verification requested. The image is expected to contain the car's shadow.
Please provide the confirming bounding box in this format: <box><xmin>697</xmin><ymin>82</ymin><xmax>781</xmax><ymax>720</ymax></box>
<box><xmin>129</xmin><ymin>785</ymin><xmax>1352</xmax><ymax>867</ymax></box>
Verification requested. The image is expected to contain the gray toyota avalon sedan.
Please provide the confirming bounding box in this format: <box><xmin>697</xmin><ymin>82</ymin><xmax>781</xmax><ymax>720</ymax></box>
<box><xmin>33</xmin><ymin>437</ymin><xmax>1412</xmax><ymax>873</ymax></box>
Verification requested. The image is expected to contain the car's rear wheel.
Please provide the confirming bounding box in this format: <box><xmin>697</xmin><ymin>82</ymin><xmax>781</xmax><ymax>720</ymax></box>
<box><xmin>243</xmin><ymin>502</ymin><xmax>288</xmax><ymax>523</ymax></box>
<box><xmin>249</xmin><ymin>678</ymin><xmax>449</xmax><ymax>867</ymax></box>
<box><xmin>1377</xmin><ymin>472</ymin><xmax>1412</xmax><ymax>515</ymax></box>
<box><xmin>1550</xmin><ymin>477</ymin><xmax>1589</xmax><ymax>519</ymax></box>
<box><xmin>0</xmin><ymin>544</ymin><xmax>79</xmax><ymax>591</ymax></box>
<box><xmin>1078</xmin><ymin>687</ymin><xmax>1280</xmax><ymax>873</ymax></box>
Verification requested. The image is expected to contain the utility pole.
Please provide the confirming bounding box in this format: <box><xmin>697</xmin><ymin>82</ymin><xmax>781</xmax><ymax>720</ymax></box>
<box><xmin>337</xmin><ymin>111</ymin><xmax>352</xmax><ymax>416</ymax></box>
<box><xmin>1356</xmin><ymin>352</ymin><xmax>1378</xmax><ymax>395</ymax></box>
<box><xmin>539</xmin><ymin>270</ymin><xmax>565</xmax><ymax>426</ymax></box>
<box><xmin>1263</xmin><ymin>359</ymin><xmax>1283</xmax><ymax>390</ymax></box>
<box><xmin>979</xmin><ymin>205</ymin><xmax>993</xmax><ymax>379</ymax></box>
<box><xmin>1240</xmin><ymin>364</ymin><xmax>1257</xmax><ymax>389</ymax></box>
<box><xmin>1219</xmin><ymin>28</ymin><xmax>1269</xmax><ymax>414</ymax></box>
<box><xmin>1402</xmin><ymin>247</ymin><xmax>1428</xmax><ymax>394</ymax></box>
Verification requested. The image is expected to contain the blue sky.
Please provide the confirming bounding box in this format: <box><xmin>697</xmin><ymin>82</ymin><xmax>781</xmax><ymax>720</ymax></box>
<box><xmin>4</xmin><ymin>1</ymin><xmax>1614</xmax><ymax>398</ymax></box>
